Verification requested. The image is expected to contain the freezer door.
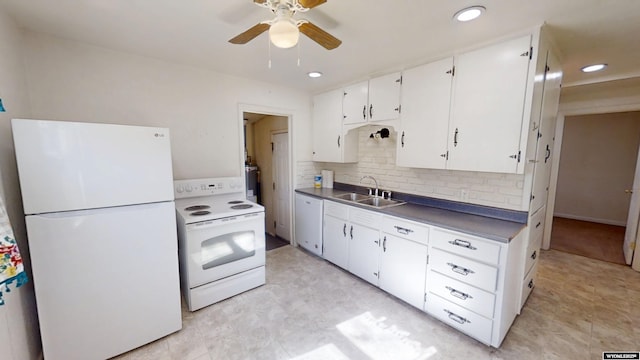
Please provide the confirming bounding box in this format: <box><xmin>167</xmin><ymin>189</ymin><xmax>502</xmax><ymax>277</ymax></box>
<box><xmin>26</xmin><ymin>201</ymin><xmax>181</xmax><ymax>360</ymax></box>
<box><xmin>12</xmin><ymin>118</ymin><xmax>174</xmax><ymax>214</ymax></box>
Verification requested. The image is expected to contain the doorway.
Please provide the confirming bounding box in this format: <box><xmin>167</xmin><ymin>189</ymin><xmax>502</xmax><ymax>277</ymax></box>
<box><xmin>550</xmin><ymin>111</ymin><xmax>640</xmax><ymax>264</ymax></box>
<box><xmin>243</xmin><ymin>111</ymin><xmax>291</xmax><ymax>250</ymax></box>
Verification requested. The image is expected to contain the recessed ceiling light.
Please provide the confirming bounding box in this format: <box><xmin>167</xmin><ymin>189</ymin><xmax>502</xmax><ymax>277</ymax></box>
<box><xmin>581</xmin><ymin>63</ymin><xmax>607</xmax><ymax>73</ymax></box>
<box><xmin>454</xmin><ymin>6</ymin><xmax>485</xmax><ymax>22</ymax></box>
<box><xmin>308</xmin><ymin>71</ymin><xmax>323</xmax><ymax>78</ymax></box>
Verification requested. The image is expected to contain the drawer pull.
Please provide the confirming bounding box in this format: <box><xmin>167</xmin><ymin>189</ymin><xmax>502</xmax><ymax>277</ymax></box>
<box><xmin>448</xmin><ymin>239</ymin><xmax>477</xmax><ymax>250</ymax></box>
<box><xmin>394</xmin><ymin>226</ymin><xmax>414</xmax><ymax>235</ymax></box>
<box><xmin>531</xmin><ymin>250</ymin><xmax>537</xmax><ymax>260</ymax></box>
<box><xmin>444</xmin><ymin>309</ymin><xmax>470</xmax><ymax>324</ymax></box>
<box><xmin>447</xmin><ymin>262</ymin><xmax>475</xmax><ymax>276</ymax></box>
<box><xmin>446</xmin><ymin>286</ymin><xmax>473</xmax><ymax>300</ymax></box>
<box><xmin>528</xmin><ymin>279</ymin><xmax>534</xmax><ymax>289</ymax></box>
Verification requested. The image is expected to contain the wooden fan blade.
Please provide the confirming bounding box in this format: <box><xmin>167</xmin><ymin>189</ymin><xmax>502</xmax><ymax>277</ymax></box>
<box><xmin>229</xmin><ymin>23</ymin><xmax>270</xmax><ymax>44</ymax></box>
<box><xmin>299</xmin><ymin>0</ymin><xmax>327</xmax><ymax>9</ymax></box>
<box><xmin>299</xmin><ymin>21</ymin><xmax>341</xmax><ymax>50</ymax></box>
<box><xmin>253</xmin><ymin>0</ymin><xmax>267</xmax><ymax>4</ymax></box>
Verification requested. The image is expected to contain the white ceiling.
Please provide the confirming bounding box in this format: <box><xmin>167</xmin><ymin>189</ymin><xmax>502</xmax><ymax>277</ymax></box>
<box><xmin>2</xmin><ymin>0</ymin><xmax>640</xmax><ymax>94</ymax></box>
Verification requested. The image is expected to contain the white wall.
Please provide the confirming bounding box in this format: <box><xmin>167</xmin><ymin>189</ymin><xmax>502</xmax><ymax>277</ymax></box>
<box><xmin>20</xmin><ymin>31</ymin><xmax>312</xmax><ymax>181</ymax></box>
<box><xmin>0</xmin><ymin>7</ymin><xmax>42</xmax><ymax>360</ymax></box>
<box><xmin>555</xmin><ymin>112</ymin><xmax>640</xmax><ymax>225</ymax></box>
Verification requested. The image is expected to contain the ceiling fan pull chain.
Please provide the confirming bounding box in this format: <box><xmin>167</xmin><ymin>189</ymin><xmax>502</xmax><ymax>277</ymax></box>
<box><xmin>268</xmin><ymin>36</ymin><xmax>272</xmax><ymax>69</ymax></box>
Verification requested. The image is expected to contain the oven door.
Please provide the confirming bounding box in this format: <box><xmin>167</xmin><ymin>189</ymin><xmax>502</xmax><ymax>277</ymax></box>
<box><xmin>184</xmin><ymin>211</ymin><xmax>265</xmax><ymax>288</ymax></box>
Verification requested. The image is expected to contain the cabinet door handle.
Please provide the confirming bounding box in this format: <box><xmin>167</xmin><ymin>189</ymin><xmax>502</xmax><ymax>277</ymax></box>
<box><xmin>369</xmin><ymin>104</ymin><xmax>373</xmax><ymax>119</ymax></box>
<box><xmin>454</xmin><ymin>128</ymin><xmax>459</xmax><ymax>147</ymax></box>
<box><xmin>448</xmin><ymin>239</ymin><xmax>477</xmax><ymax>250</ymax></box>
<box><xmin>394</xmin><ymin>226</ymin><xmax>413</xmax><ymax>235</ymax></box>
<box><xmin>383</xmin><ymin>236</ymin><xmax>387</xmax><ymax>252</ymax></box>
<box><xmin>531</xmin><ymin>250</ymin><xmax>537</xmax><ymax>260</ymax></box>
<box><xmin>447</xmin><ymin>262</ymin><xmax>474</xmax><ymax>276</ymax></box>
<box><xmin>343</xmin><ymin>223</ymin><xmax>347</xmax><ymax>237</ymax></box>
<box><xmin>446</xmin><ymin>286</ymin><xmax>473</xmax><ymax>300</ymax></box>
<box><xmin>444</xmin><ymin>309</ymin><xmax>470</xmax><ymax>324</ymax></box>
<box><xmin>545</xmin><ymin>144</ymin><xmax>551</xmax><ymax>163</ymax></box>
<box><xmin>528</xmin><ymin>279</ymin><xmax>534</xmax><ymax>289</ymax></box>
<box><xmin>350</xmin><ymin>225</ymin><xmax>353</xmax><ymax>240</ymax></box>
<box><xmin>362</xmin><ymin>105</ymin><xmax>366</xmax><ymax>120</ymax></box>
<box><xmin>536</xmin><ymin>221</ymin><xmax>541</xmax><ymax>228</ymax></box>
<box><xmin>401</xmin><ymin>131</ymin><xmax>405</xmax><ymax>148</ymax></box>
<box><xmin>337</xmin><ymin>135</ymin><xmax>341</xmax><ymax>148</ymax></box>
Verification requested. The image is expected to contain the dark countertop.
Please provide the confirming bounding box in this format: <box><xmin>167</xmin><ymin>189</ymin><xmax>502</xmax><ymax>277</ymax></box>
<box><xmin>296</xmin><ymin>187</ymin><xmax>526</xmax><ymax>243</ymax></box>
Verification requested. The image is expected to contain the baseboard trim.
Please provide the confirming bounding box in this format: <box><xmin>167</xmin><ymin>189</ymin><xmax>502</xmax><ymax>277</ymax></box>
<box><xmin>553</xmin><ymin>213</ymin><xmax>626</xmax><ymax>227</ymax></box>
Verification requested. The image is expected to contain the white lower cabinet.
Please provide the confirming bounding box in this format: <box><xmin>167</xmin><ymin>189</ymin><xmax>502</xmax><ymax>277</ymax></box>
<box><xmin>379</xmin><ymin>216</ymin><xmax>429</xmax><ymax>309</ymax></box>
<box><xmin>425</xmin><ymin>228</ymin><xmax>524</xmax><ymax>347</ymax></box>
<box><xmin>319</xmin><ymin>199</ymin><xmax>525</xmax><ymax>348</ymax></box>
<box><xmin>323</xmin><ymin>201</ymin><xmax>350</xmax><ymax>270</ymax></box>
<box><xmin>347</xmin><ymin>207</ymin><xmax>383</xmax><ymax>286</ymax></box>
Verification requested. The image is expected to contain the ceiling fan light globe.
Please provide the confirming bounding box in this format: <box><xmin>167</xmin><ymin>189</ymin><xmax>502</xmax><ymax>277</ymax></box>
<box><xmin>269</xmin><ymin>19</ymin><xmax>300</xmax><ymax>48</ymax></box>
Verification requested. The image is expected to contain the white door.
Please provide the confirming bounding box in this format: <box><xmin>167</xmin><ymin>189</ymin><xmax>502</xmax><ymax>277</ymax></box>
<box><xmin>448</xmin><ymin>35</ymin><xmax>532</xmax><ymax>173</ymax></box>
<box><xmin>348</xmin><ymin>223</ymin><xmax>380</xmax><ymax>286</ymax></box>
<box><xmin>379</xmin><ymin>234</ymin><xmax>428</xmax><ymax>309</ymax></box>
<box><xmin>312</xmin><ymin>89</ymin><xmax>343</xmax><ymax>162</ymax></box>
<box><xmin>368</xmin><ymin>72</ymin><xmax>402</xmax><ymax>122</ymax></box>
<box><xmin>323</xmin><ymin>215</ymin><xmax>350</xmax><ymax>269</ymax></box>
<box><xmin>624</xmin><ymin>143</ymin><xmax>640</xmax><ymax>266</ymax></box>
<box><xmin>396</xmin><ymin>58</ymin><xmax>453</xmax><ymax>169</ymax></box>
<box><xmin>343</xmin><ymin>81</ymin><xmax>369</xmax><ymax>125</ymax></box>
<box><xmin>273</xmin><ymin>132</ymin><xmax>291</xmax><ymax>241</ymax></box>
<box><xmin>26</xmin><ymin>202</ymin><xmax>181</xmax><ymax>360</ymax></box>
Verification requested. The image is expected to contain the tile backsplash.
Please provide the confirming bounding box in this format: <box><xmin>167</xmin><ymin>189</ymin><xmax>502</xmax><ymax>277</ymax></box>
<box><xmin>298</xmin><ymin>125</ymin><xmax>526</xmax><ymax>211</ymax></box>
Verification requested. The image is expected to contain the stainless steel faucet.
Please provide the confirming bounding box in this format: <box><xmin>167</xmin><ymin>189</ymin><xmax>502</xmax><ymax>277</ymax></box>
<box><xmin>360</xmin><ymin>175</ymin><xmax>379</xmax><ymax>197</ymax></box>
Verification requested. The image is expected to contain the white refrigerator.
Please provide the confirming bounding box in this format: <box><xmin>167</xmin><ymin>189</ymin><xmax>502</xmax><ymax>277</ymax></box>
<box><xmin>12</xmin><ymin>119</ymin><xmax>182</xmax><ymax>360</ymax></box>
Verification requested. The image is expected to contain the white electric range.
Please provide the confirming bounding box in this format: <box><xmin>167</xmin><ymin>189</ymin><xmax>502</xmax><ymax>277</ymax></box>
<box><xmin>174</xmin><ymin>177</ymin><xmax>265</xmax><ymax>311</ymax></box>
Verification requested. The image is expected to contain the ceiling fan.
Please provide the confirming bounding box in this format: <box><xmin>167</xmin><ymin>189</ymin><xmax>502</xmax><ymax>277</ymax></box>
<box><xmin>228</xmin><ymin>0</ymin><xmax>342</xmax><ymax>50</ymax></box>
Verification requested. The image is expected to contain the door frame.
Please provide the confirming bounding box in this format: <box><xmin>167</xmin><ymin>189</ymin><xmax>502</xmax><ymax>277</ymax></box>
<box><xmin>238</xmin><ymin>103</ymin><xmax>295</xmax><ymax>246</ymax></box>
<box><xmin>544</xmin><ymin>103</ymin><xmax>640</xmax><ymax>270</ymax></box>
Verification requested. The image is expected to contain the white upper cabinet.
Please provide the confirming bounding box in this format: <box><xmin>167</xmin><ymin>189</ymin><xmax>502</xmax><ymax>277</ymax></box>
<box><xmin>312</xmin><ymin>89</ymin><xmax>358</xmax><ymax>163</ymax></box>
<box><xmin>448</xmin><ymin>35</ymin><xmax>533</xmax><ymax>173</ymax></box>
<box><xmin>368</xmin><ymin>72</ymin><xmax>403</xmax><ymax>123</ymax></box>
<box><xmin>343</xmin><ymin>81</ymin><xmax>369</xmax><ymax>125</ymax></box>
<box><xmin>529</xmin><ymin>51</ymin><xmax>562</xmax><ymax>213</ymax></box>
<box><xmin>342</xmin><ymin>72</ymin><xmax>402</xmax><ymax>125</ymax></box>
<box><xmin>396</xmin><ymin>58</ymin><xmax>454</xmax><ymax>169</ymax></box>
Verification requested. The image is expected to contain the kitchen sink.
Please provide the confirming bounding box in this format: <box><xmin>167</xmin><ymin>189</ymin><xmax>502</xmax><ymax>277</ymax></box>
<box><xmin>357</xmin><ymin>197</ymin><xmax>405</xmax><ymax>208</ymax></box>
<box><xmin>332</xmin><ymin>192</ymin><xmax>371</xmax><ymax>202</ymax></box>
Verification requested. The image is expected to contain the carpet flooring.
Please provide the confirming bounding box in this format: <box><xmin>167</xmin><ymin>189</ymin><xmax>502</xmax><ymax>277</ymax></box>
<box><xmin>550</xmin><ymin>216</ymin><xmax>626</xmax><ymax>265</ymax></box>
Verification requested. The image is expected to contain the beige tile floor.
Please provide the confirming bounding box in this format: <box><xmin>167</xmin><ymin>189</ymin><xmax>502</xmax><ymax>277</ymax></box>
<box><xmin>115</xmin><ymin>246</ymin><xmax>640</xmax><ymax>360</ymax></box>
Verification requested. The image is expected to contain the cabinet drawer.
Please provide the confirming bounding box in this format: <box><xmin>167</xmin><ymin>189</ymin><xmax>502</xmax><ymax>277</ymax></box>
<box><xmin>425</xmin><ymin>293</ymin><xmax>493</xmax><ymax>345</ymax></box>
<box><xmin>520</xmin><ymin>262</ymin><xmax>538</xmax><ymax>309</ymax></box>
<box><xmin>429</xmin><ymin>247</ymin><xmax>498</xmax><ymax>292</ymax></box>
<box><xmin>381</xmin><ymin>216</ymin><xmax>429</xmax><ymax>245</ymax></box>
<box><xmin>349</xmin><ymin>207</ymin><xmax>382</xmax><ymax>227</ymax></box>
<box><xmin>528</xmin><ymin>206</ymin><xmax>546</xmax><ymax>247</ymax></box>
<box><xmin>324</xmin><ymin>200</ymin><xmax>349</xmax><ymax>219</ymax></box>
<box><xmin>431</xmin><ymin>228</ymin><xmax>501</xmax><ymax>265</ymax></box>
<box><xmin>427</xmin><ymin>270</ymin><xmax>496</xmax><ymax>318</ymax></box>
<box><xmin>524</xmin><ymin>229</ymin><xmax>542</xmax><ymax>276</ymax></box>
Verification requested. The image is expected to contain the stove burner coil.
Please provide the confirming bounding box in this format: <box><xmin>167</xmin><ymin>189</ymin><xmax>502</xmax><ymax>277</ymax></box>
<box><xmin>228</xmin><ymin>200</ymin><xmax>244</xmax><ymax>204</ymax></box>
<box><xmin>185</xmin><ymin>205</ymin><xmax>211</xmax><ymax>211</ymax></box>
<box><xmin>190</xmin><ymin>210</ymin><xmax>212</xmax><ymax>216</ymax></box>
<box><xmin>231</xmin><ymin>204</ymin><xmax>253</xmax><ymax>210</ymax></box>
